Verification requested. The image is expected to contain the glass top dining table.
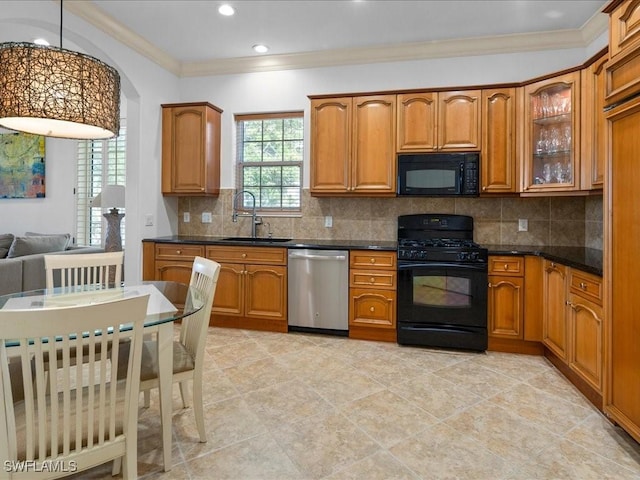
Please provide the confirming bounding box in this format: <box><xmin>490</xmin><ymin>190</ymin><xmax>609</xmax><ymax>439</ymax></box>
<box><xmin>0</xmin><ymin>280</ymin><xmax>204</xmax><ymax>473</ymax></box>
<box><xmin>0</xmin><ymin>280</ymin><xmax>205</xmax><ymax>326</ymax></box>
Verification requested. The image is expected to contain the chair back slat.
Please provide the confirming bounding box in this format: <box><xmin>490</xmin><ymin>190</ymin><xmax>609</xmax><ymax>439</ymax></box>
<box><xmin>181</xmin><ymin>257</ymin><xmax>220</xmax><ymax>362</ymax></box>
<box><xmin>0</xmin><ymin>294</ymin><xmax>148</xmax><ymax>478</ymax></box>
<box><xmin>44</xmin><ymin>251</ymin><xmax>124</xmax><ymax>289</ymax></box>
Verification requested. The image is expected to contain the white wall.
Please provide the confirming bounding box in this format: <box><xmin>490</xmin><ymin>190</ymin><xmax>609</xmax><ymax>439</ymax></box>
<box><xmin>0</xmin><ymin>1</ymin><xmax>608</xmax><ymax>281</ymax></box>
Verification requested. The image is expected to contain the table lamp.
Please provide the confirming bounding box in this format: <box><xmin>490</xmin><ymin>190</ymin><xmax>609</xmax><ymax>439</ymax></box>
<box><xmin>92</xmin><ymin>185</ymin><xmax>125</xmax><ymax>252</ymax></box>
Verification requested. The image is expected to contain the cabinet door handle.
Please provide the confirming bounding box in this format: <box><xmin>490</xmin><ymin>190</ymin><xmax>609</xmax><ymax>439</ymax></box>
<box><xmin>504</xmin><ymin>264</ymin><xmax>509</xmax><ymax>270</ymax></box>
<box><xmin>369</xmin><ymin>306</ymin><xmax>375</xmax><ymax>312</ymax></box>
<box><xmin>370</xmin><ymin>258</ymin><xmax>376</xmax><ymax>264</ymax></box>
<box><xmin>579</xmin><ymin>282</ymin><xmax>587</xmax><ymax>290</ymax></box>
<box><xmin>370</xmin><ymin>277</ymin><xmax>376</xmax><ymax>283</ymax></box>
<box><xmin>482</xmin><ymin>186</ymin><xmax>487</xmax><ymax>191</ymax></box>
<box><xmin>176</xmin><ymin>250</ymin><xmax>182</xmax><ymax>255</ymax></box>
<box><xmin>242</xmin><ymin>253</ymin><xmax>247</xmax><ymax>258</ymax></box>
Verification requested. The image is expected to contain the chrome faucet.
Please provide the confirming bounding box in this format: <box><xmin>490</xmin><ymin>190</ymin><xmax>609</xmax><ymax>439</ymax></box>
<box><xmin>232</xmin><ymin>190</ymin><xmax>262</xmax><ymax>238</ymax></box>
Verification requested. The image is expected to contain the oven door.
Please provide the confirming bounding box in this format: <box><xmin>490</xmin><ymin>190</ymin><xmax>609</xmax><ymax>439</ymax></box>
<box><xmin>397</xmin><ymin>261</ymin><xmax>488</xmax><ymax>350</ymax></box>
<box><xmin>397</xmin><ymin>261</ymin><xmax>487</xmax><ymax>327</ymax></box>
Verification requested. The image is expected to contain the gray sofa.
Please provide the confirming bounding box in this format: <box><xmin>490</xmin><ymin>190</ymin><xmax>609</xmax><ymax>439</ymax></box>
<box><xmin>0</xmin><ymin>233</ymin><xmax>103</xmax><ymax>295</ymax></box>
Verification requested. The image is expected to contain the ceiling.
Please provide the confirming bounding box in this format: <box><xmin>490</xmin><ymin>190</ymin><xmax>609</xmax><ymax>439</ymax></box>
<box><xmin>63</xmin><ymin>0</ymin><xmax>609</xmax><ymax>76</ymax></box>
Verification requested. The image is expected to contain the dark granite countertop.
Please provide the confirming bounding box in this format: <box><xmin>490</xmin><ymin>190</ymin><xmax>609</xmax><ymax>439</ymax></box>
<box><xmin>483</xmin><ymin>245</ymin><xmax>603</xmax><ymax>276</ymax></box>
<box><xmin>143</xmin><ymin>236</ymin><xmax>397</xmax><ymax>252</ymax></box>
<box><xmin>143</xmin><ymin>237</ymin><xmax>601</xmax><ymax>275</ymax></box>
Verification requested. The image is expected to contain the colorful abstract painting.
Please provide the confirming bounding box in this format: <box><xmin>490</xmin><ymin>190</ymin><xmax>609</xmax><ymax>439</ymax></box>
<box><xmin>0</xmin><ymin>132</ymin><xmax>45</xmax><ymax>198</ymax></box>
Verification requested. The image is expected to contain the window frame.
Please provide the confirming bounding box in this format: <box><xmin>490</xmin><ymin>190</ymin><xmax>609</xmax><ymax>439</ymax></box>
<box><xmin>76</xmin><ymin>122</ymin><xmax>126</xmax><ymax>247</ymax></box>
<box><xmin>234</xmin><ymin>111</ymin><xmax>303</xmax><ymax>215</ymax></box>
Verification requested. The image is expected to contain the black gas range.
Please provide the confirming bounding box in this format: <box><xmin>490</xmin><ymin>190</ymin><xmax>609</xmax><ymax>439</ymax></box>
<box><xmin>397</xmin><ymin>214</ymin><xmax>488</xmax><ymax>351</ymax></box>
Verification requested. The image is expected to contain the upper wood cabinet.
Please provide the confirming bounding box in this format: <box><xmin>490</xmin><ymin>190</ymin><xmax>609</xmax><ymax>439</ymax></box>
<box><xmin>605</xmin><ymin>0</ymin><xmax>640</xmax><ymax>106</ymax></box>
<box><xmin>608</xmin><ymin>0</ymin><xmax>640</xmax><ymax>58</ymax></box>
<box><xmin>310</xmin><ymin>95</ymin><xmax>396</xmax><ymax>196</ymax></box>
<box><xmin>581</xmin><ymin>54</ymin><xmax>607</xmax><ymax>190</ymax></box>
<box><xmin>161</xmin><ymin>102</ymin><xmax>222</xmax><ymax>196</ymax></box>
<box><xmin>481</xmin><ymin>88</ymin><xmax>518</xmax><ymax>194</ymax></box>
<box><xmin>522</xmin><ymin>72</ymin><xmax>581</xmax><ymax>194</ymax></box>
<box><xmin>396</xmin><ymin>90</ymin><xmax>481</xmax><ymax>152</ymax></box>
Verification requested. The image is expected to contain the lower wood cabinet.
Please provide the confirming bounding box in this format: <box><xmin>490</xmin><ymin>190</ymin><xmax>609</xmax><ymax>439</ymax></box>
<box><xmin>541</xmin><ymin>259</ymin><xmax>604</xmax><ymax>407</ymax></box>
<box><xmin>151</xmin><ymin>244</ymin><xmax>204</xmax><ymax>283</ymax></box>
<box><xmin>349</xmin><ymin>250</ymin><xmax>397</xmax><ymax>342</ymax></box>
<box><xmin>487</xmin><ymin>255</ymin><xmax>543</xmax><ymax>355</ymax></box>
<box><xmin>206</xmin><ymin>246</ymin><xmax>287</xmax><ymax>332</ymax></box>
<box><xmin>567</xmin><ymin>269</ymin><xmax>603</xmax><ymax>392</ymax></box>
<box><xmin>542</xmin><ymin>260</ymin><xmax>569</xmax><ymax>359</ymax></box>
<box><xmin>488</xmin><ymin>256</ymin><xmax>524</xmax><ymax>339</ymax></box>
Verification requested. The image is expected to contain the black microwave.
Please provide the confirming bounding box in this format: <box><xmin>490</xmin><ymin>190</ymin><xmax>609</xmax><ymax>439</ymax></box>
<box><xmin>397</xmin><ymin>152</ymin><xmax>480</xmax><ymax>197</ymax></box>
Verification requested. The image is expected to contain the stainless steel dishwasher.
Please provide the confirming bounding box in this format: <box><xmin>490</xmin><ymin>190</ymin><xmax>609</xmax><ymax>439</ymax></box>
<box><xmin>288</xmin><ymin>249</ymin><xmax>349</xmax><ymax>335</ymax></box>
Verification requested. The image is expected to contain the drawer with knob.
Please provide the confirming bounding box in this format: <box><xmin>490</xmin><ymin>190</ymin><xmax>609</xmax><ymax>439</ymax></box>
<box><xmin>350</xmin><ymin>270</ymin><xmax>396</xmax><ymax>289</ymax></box>
<box><xmin>569</xmin><ymin>269</ymin><xmax>603</xmax><ymax>305</ymax></box>
<box><xmin>206</xmin><ymin>246</ymin><xmax>287</xmax><ymax>265</ymax></box>
<box><xmin>488</xmin><ymin>256</ymin><xmax>524</xmax><ymax>276</ymax></box>
<box><xmin>350</xmin><ymin>288</ymin><xmax>396</xmax><ymax>328</ymax></box>
<box><xmin>349</xmin><ymin>250</ymin><xmax>396</xmax><ymax>270</ymax></box>
<box><xmin>155</xmin><ymin>244</ymin><xmax>204</xmax><ymax>261</ymax></box>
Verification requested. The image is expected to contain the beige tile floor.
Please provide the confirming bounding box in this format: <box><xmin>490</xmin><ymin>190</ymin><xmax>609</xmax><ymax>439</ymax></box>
<box><xmin>81</xmin><ymin>327</ymin><xmax>640</xmax><ymax>479</ymax></box>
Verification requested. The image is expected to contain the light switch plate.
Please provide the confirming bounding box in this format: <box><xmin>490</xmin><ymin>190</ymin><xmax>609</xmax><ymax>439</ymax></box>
<box><xmin>324</xmin><ymin>215</ymin><xmax>333</xmax><ymax>228</ymax></box>
<box><xmin>518</xmin><ymin>218</ymin><xmax>528</xmax><ymax>232</ymax></box>
<box><xmin>201</xmin><ymin>212</ymin><xmax>212</xmax><ymax>223</ymax></box>
<box><xmin>183</xmin><ymin>212</ymin><xmax>190</xmax><ymax>223</ymax></box>
<box><xmin>144</xmin><ymin>214</ymin><xmax>153</xmax><ymax>226</ymax></box>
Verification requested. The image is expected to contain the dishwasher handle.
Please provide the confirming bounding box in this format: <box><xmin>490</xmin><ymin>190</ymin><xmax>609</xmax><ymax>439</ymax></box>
<box><xmin>288</xmin><ymin>252</ymin><xmax>347</xmax><ymax>261</ymax></box>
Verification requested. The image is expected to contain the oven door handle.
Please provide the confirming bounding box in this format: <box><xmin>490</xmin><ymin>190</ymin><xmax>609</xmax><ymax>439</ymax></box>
<box><xmin>398</xmin><ymin>262</ymin><xmax>487</xmax><ymax>271</ymax></box>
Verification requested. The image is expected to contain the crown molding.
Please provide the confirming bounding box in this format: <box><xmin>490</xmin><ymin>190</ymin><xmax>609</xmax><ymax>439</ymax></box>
<box><xmin>64</xmin><ymin>0</ymin><xmax>181</xmax><ymax>74</ymax></box>
<box><xmin>65</xmin><ymin>2</ymin><xmax>609</xmax><ymax>78</ymax></box>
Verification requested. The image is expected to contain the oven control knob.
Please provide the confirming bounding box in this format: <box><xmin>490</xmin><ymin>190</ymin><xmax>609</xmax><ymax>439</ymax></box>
<box><xmin>469</xmin><ymin>252</ymin><xmax>479</xmax><ymax>261</ymax></box>
<box><xmin>458</xmin><ymin>252</ymin><xmax>468</xmax><ymax>261</ymax></box>
<box><xmin>418</xmin><ymin>251</ymin><xmax>427</xmax><ymax>259</ymax></box>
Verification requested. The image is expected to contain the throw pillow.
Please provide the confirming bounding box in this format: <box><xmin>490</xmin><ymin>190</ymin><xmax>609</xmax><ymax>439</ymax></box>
<box><xmin>0</xmin><ymin>233</ymin><xmax>14</xmax><ymax>258</ymax></box>
<box><xmin>25</xmin><ymin>232</ymin><xmax>72</xmax><ymax>250</ymax></box>
<box><xmin>7</xmin><ymin>235</ymin><xmax>70</xmax><ymax>258</ymax></box>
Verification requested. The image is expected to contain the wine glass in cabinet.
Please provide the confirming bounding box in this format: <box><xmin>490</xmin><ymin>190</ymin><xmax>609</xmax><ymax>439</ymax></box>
<box><xmin>522</xmin><ymin>72</ymin><xmax>581</xmax><ymax>193</ymax></box>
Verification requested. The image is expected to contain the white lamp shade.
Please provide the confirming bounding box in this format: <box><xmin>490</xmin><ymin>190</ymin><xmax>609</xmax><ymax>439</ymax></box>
<box><xmin>92</xmin><ymin>185</ymin><xmax>125</xmax><ymax>209</ymax></box>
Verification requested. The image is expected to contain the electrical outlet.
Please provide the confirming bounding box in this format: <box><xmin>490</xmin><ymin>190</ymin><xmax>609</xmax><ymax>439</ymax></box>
<box><xmin>324</xmin><ymin>215</ymin><xmax>333</xmax><ymax>228</ymax></box>
<box><xmin>518</xmin><ymin>218</ymin><xmax>528</xmax><ymax>232</ymax></box>
<box><xmin>201</xmin><ymin>212</ymin><xmax>212</xmax><ymax>223</ymax></box>
<box><xmin>144</xmin><ymin>214</ymin><xmax>153</xmax><ymax>226</ymax></box>
<box><xmin>183</xmin><ymin>212</ymin><xmax>190</xmax><ymax>223</ymax></box>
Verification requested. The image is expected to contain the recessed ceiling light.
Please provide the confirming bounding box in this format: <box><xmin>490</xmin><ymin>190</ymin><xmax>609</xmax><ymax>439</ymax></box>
<box><xmin>218</xmin><ymin>4</ymin><xmax>235</xmax><ymax>16</ymax></box>
<box><xmin>545</xmin><ymin>10</ymin><xmax>563</xmax><ymax>19</ymax></box>
<box><xmin>252</xmin><ymin>44</ymin><xmax>269</xmax><ymax>54</ymax></box>
<box><xmin>33</xmin><ymin>38</ymin><xmax>50</xmax><ymax>46</ymax></box>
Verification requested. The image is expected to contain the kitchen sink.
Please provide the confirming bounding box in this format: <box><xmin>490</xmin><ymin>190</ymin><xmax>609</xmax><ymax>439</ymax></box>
<box><xmin>221</xmin><ymin>237</ymin><xmax>292</xmax><ymax>243</ymax></box>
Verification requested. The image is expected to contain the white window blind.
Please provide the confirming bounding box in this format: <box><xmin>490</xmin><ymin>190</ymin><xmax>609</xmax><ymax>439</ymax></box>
<box><xmin>76</xmin><ymin>121</ymin><xmax>126</xmax><ymax>247</ymax></box>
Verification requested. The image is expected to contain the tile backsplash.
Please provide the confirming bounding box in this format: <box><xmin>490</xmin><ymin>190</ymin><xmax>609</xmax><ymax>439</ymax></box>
<box><xmin>179</xmin><ymin>189</ymin><xmax>603</xmax><ymax>249</ymax></box>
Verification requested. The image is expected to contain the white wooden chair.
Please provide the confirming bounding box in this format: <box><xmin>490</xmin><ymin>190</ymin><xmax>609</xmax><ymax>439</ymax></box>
<box><xmin>0</xmin><ymin>294</ymin><xmax>149</xmax><ymax>479</ymax></box>
<box><xmin>44</xmin><ymin>251</ymin><xmax>124</xmax><ymax>289</ymax></box>
<box><xmin>120</xmin><ymin>257</ymin><xmax>219</xmax><ymax>456</ymax></box>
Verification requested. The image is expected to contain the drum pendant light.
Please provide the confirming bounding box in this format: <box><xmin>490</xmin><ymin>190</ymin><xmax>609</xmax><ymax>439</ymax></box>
<box><xmin>0</xmin><ymin>1</ymin><xmax>120</xmax><ymax>139</ymax></box>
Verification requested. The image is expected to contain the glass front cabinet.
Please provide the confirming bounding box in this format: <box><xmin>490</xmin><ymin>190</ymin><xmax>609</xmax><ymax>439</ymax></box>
<box><xmin>522</xmin><ymin>72</ymin><xmax>581</xmax><ymax>193</ymax></box>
